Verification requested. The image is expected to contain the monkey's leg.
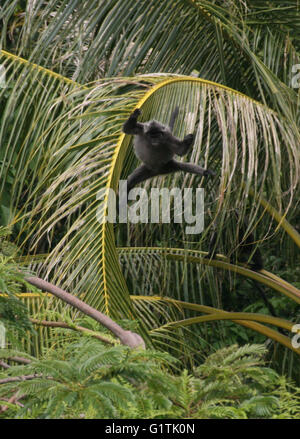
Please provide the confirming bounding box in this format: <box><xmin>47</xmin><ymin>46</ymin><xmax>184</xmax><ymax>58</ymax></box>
<box><xmin>170</xmin><ymin>159</ymin><xmax>215</xmax><ymax>177</ymax></box>
<box><xmin>127</xmin><ymin>160</ymin><xmax>184</xmax><ymax>194</ymax></box>
<box><xmin>127</xmin><ymin>159</ymin><xmax>215</xmax><ymax>195</ymax></box>
<box><xmin>123</xmin><ymin>108</ymin><xmax>144</xmax><ymax>135</ymax></box>
<box><xmin>127</xmin><ymin>164</ymin><xmax>158</xmax><ymax>194</ymax></box>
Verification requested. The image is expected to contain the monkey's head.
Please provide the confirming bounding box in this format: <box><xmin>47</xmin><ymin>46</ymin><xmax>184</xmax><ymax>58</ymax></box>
<box><xmin>143</xmin><ymin>121</ymin><xmax>173</xmax><ymax>147</ymax></box>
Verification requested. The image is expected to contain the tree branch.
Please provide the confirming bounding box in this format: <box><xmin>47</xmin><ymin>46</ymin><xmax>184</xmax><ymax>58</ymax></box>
<box><xmin>25</xmin><ymin>276</ymin><xmax>145</xmax><ymax>349</ymax></box>
<box><xmin>7</xmin><ymin>356</ymin><xmax>31</xmax><ymax>365</ymax></box>
<box><xmin>30</xmin><ymin>318</ymin><xmax>113</xmax><ymax>345</ymax></box>
<box><xmin>0</xmin><ymin>360</ymin><xmax>10</xmax><ymax>369</ymax></box>
<box><xmin>0</xmin><ymin>374</ymin><xmax>43</xmax><ymax>384</ymax></box>
<box><xmin>0</xmin><ymin>392</ymin><xmax>24</xmax><ymax>413</ymax></box>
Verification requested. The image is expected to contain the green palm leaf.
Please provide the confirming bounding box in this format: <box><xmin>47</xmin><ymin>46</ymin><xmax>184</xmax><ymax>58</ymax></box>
<box><xmin>0</xmin><ymin>49</ymin><xmax>299</xmax><ymax>354</ymax></box>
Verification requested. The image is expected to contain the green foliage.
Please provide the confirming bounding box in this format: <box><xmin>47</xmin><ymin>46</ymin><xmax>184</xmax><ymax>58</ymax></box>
<box><xmin>0</xmin><ymin>338</ymin><xmax>177</xmax><ymax>419</ymax></box>
<box><xmin>0</xmin><ymin>0</ymin><xmax>299</xmax><ymax>401</ymax></box>
<box><xmin>0</xmin><ymin>339</ymin><xmax>299</xmax><ymax>419</ymax></box>
<box><xmin>271</xmin><ymin>378</ymin><xmax>300</xmax><ymax>419</ymax></box>
<box><xmin>0</xmin><ymin>227</ymin><xmax>34</xmax><ymax>338</ymax></box>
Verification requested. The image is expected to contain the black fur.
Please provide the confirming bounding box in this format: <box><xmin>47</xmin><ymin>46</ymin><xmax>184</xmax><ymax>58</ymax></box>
<box><xmin>123</xmin><ymin>108</ymin><xmax>215</xmax><ymax>193</ymax></box>
<box><xmin>207</xmin><ymin>210</ymin><xmax>264</xmax><ymax>271</ymax></box>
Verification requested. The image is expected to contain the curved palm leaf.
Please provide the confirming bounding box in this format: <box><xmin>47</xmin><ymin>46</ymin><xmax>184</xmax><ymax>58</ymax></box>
<box><xmin>12</xmin><ymin>73</ymin><xmax>298</xmax><ymax>311</ymax></box>
<box><xmin>131</xmin><ymin>295</ymin><xmax>299</xmax><ymax>354</ymax></box>
<box><xmin>119</xmin><ymin>247</ymin><xmax>300</xmax><ymax>304</ymax></box>
<box><xmin>0</xmin><ymin>50</ymin><xmax>299</xmax><ymax>354</ymax></box>
<box><xmin>1</xmin><ymin>0</ymin><xmax>299</xmax><ymax>121</ymax></box>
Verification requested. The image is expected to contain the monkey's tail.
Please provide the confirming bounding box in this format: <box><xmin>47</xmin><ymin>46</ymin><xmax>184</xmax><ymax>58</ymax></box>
<box><xmin>169</xmin><ymin>106</ymin><xmax>179</xmax><ymax>131</ymax></box>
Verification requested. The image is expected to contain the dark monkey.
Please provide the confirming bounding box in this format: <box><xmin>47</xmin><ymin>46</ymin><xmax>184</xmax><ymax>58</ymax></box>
<box><xmin>206</xmin><ymin>211</ymin><xmax>279</xmax><ymax>317</ymax></box>
<box><xmin>207</xmin><ymin>210</ymin><xmax>264</xmax><ymax>271</ymax></box>
<box><xmin>123</xmin><ymin>108</ymin><xmax>215</xmax><ymax>194</ymax></box>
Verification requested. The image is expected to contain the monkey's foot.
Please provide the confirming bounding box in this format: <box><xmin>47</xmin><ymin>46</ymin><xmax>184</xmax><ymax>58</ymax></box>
<box><xmin>203</xmin><ymin>169</ymin><xmax>216</xmax><ymax>177</ymax></box>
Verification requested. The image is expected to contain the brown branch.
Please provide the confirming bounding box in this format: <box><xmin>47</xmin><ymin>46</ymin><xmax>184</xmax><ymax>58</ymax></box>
<box><xmin>0</xmin><ymin>356</ymin><xmax>31</xmax><ymax>366</ymax></box>
<box><xmin>30</xmin><ymin>318</ymin><xmax>113</xmax><ymax>345</ymax></box>
<box><xmin>0</xmin><ymin>356</ymin><xmax>31</xmax><ymax>369</ymax></box>
<box><xmin>0</xmin><ymin>360</ymin><xmax>10</xmax><ymax>369</ymax></box>
<box><xmin>25</xmin><ymin>276</ymin><xmax>145</xmax><ymax>349</ymax></box>
<box><xmin>0</xmin><ymin>392</ymin><xmax>24</xmax><ymax>413</ymax></box>
<box><xmin>0</xmin><ymin>374</ymin><xmax>43</xmax><ymax>384</ymax></box>
<box><xmin>7</xmin><ymin>356</ymin><xmax>31</xmax><ymax>365</ymax></box>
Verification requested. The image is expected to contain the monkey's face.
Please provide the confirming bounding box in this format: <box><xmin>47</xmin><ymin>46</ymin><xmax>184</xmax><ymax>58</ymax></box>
<box><xmin>144</xmin><ymin>121</ymin><xmax>172</xmax><ymax>147</ymax></box>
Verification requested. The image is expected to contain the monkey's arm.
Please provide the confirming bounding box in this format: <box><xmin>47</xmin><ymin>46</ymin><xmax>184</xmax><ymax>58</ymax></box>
<box><xmin>123</xmin><ymin>109</ymin><xmax>144</xmax><ymax>135</ymax></box>
<box><xmin>170</xmin><ymin>134</ymin><xmax>195</xmax><ymax>157</ymax></box>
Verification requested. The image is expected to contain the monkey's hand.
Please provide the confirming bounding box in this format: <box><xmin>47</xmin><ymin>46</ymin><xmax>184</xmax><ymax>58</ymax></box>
<box><xmin>132</xmin><ymin>108</ymin><xmax>142</xmax><ymax>119</ymax></box>
<box><xmin>183</xmin><ymin>134</ymin><xmax>194</xmax><ymax>148</ymax></box>
<box><xmin>174</xmin><ymin>133</ymin><xmax>194</xmax><ymax>156</ymax></box>
<box><xmin>203</xmin><ymin>168</ymin><xmax>216</xmax><ymax>177</ymax></box>
<box><xmin>123</xmin><ymin>108</ymin><xmax>144</xmax><ymax>135</ymax></box>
